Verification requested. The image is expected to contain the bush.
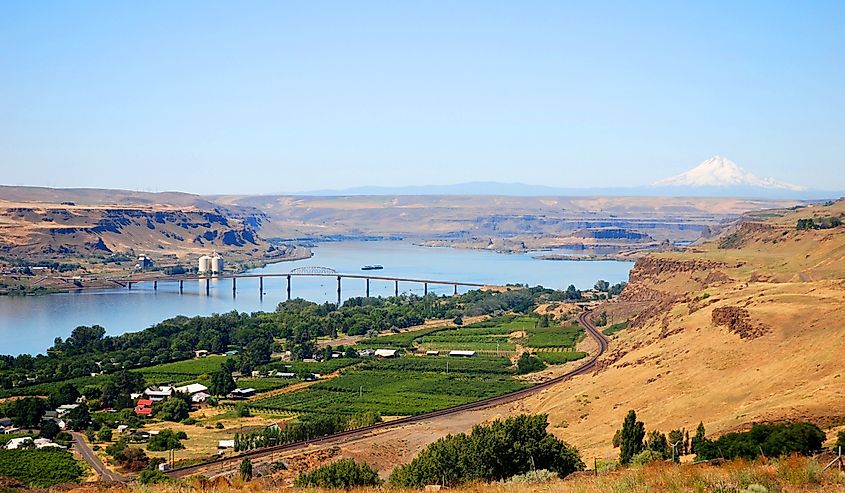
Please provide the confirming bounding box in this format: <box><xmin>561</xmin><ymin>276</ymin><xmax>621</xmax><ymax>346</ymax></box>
<box><xmin>505</xmin><ymin>469</ymin><xmax>557</xmax><ymax>484</ymax></box>
<box><xmin>389</xmin><ymin>414</ymin><xmax>583</xmax><ymax>487</ymax></box>
<box><xmin>631</xmin><ymin>449</ymin><xmax>664</xmax><ymax>465</ymax></box>
<box><xmin>696</xmin><ymin>422</ymin><xmax>825</xmax><ymax>461</ymax></box>
<box><xmin>295</xmin><ymin>459</ymin><xmax>382</xmax><ymax>488</ymax></box>
<box><xmin>105</xmin><ymin>440</ymin><xmax>149</xmax><ymax>471</ymax></box>
<box><xmin>516</xmin><ymin>352</ymin><xmax>546</xmax><ymax>374</ymax></box>
<box><xmin>138</xmin><ymin>469</ymin><xmax>170</xmax><ymax>484</ymax></box>
<box><xmin>837</xmin><ymin>430</ymin><xmax>845</xmax><ymax>451</ymax></box>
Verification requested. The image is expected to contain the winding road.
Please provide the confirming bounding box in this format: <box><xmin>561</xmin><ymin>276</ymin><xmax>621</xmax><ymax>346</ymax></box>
<box><xmin>71</xmin><ymin>432</ymin><xmax>127</xmax><ymax>482</ymax></box>
<box><xmin>168</xmin><ymin>308</ymin><xmax>609</xmax><ymax>479</ymax></box>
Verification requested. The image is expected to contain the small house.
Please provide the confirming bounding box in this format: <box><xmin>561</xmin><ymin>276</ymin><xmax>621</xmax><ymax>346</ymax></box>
<box><xmin>448</xmin><ymin>350</ymin><xmax>477</xmax><ymax>358</ymax></box>
<box><xmin>56</xmin><ymin>404</ymin><xmax>80</xmax><ymax>416</ymax></box>
<box><xmin>194</xmin><ymin>350</ymin><xmax>209</xmax><ymax>358</ymax></box>
<box><xmin>0</xmin><ymin>418</ymin><xmax>12</xmax><ymax>428</ymax></box>
<box><xmin>374</xmin><ymin>349</ymin><xmax>399</xmax><ymax>358</ymax></box>
<box><xmin>218</xmin><ymin>439</ymin><xmax>235</xmax><ymax>449</ymax></box>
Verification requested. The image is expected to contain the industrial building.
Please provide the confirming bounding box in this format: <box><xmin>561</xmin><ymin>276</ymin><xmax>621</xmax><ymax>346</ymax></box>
<box><xmin>198</xmin><ymin>254</ymin><xmax>224</xmax><ymax>274</ymax></box>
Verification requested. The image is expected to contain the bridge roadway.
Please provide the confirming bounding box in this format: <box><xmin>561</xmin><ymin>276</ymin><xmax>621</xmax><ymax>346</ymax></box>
<box><xmin>105</xmin><ymin>271</ymin><xmax>498</xmax><ymax>302</ymax></box>
<box><xmin>167</xmin><ymin>309</ymin><xmax>606</xmax><ymax>479</ymax></box>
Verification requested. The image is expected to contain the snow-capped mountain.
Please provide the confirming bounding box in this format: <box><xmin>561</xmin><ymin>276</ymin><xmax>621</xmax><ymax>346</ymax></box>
<box><xmin>654</xmin><ymin>156</ymin><xmax>806</xmax><ymax>191</ymax></box>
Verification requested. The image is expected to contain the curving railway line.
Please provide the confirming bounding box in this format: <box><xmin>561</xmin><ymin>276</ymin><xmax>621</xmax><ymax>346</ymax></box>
<box><xmin>168</xmin><ymin>308</ymin><xmax>608</xmax><ymax>479</ymax></box>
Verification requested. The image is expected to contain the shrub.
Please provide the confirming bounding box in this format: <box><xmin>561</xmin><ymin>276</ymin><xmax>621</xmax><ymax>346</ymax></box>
<box><xmin>295</xmin><ymin>459</ymin><xmax>382</xmax><ymax>488</ymax></box>
<box><xmin>516</xmin><ymin>352</ymin><xmax>546</xmax><ymax>374</ymax></box>
<box><xmin>631</xmin><ymin>449</ymin><xmax>664</xmax><ymax>465</ymax></box>
<box><xmin>97</xmin><ymin>426</ymin><xmax>113</xmax><ymax>442</ymax></box>
<box><xmin>138</xmin><ymin>469</ymin><xmax>170</xmax><ymax>484</ymax></box>
<box><xmin>389</xmin><ymin>414</ymin><xmax>583</xmax><ymax>487</ymax></box>
<box><xmin>696</xmin><ymin>422</ymin><xmax>825</xmax><ymax>461</ymax></box>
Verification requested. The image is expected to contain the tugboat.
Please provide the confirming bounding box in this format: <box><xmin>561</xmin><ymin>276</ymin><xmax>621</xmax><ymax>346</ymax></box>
<box><xmin>361</xmin><ymin>264</ymin><xmax>384</xmax><ymax>271</ymax></box>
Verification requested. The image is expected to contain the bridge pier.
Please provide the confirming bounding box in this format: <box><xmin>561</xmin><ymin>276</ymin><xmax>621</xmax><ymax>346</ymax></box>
<box><xmin>395</xmin><ymin>280</ymin><xmax>399</xmax><ymax>297</ymax></box>
<box><xmin>205</xmin><ymin>278</ymin><xmax>210</xmax><ymax>296</ymax></box>
<box><xmin>424</xmin><ymin>282</ymin><xmax>428</xmax><ymax>296</ymax></box>
<box><xmin>179</xmin><ymin>280</ymin><xmax>183</xmax><ymax>294</ymax></box>
<box><xmin>454</xmin><ymin>284</ymin><xmax>457</xmax><ymax>295</ymax></box>
<box><xmin>128</xmin><ymin>282</ymin><xmax>132</xmax><ymax>290</ymax></box>
<box><xmin>365</xmin><ymin>278</ymin><xmax>370</xmax><ymax>297</ymax></box>
<box><xmin>259</xmin><ymin>276</ymin><xmax>263</xmax><ymax>297</ymax></box>
<box><xmin>286</xmin><ymin>275</ymin><xmax>291</xmax><ymax>301</ymax></box>
<box><xmin>232</xmin><ymin>277</ymin><xmax>236</xmax><ymax>297</ymax></box>
<box><xmin>153</xmin><ymin>281</ymin><xmax>157</xmax><ymax>291</ymax></box>
<box><xmin>337</xmin><ymin>276</ymin><xmax>341</xmax><ymax>306</ymax></box>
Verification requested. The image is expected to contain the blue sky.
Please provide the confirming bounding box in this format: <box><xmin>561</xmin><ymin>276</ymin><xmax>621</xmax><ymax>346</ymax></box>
<box><xmin>1</xmin><ymin>1</ymin><xmax>843</xmax><ymax>194</ymax></box>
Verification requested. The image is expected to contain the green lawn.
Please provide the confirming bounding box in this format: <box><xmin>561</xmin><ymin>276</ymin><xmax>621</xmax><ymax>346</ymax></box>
<box><xmin>523</xmin><ymin>322</ymin><xmax>584</xmax><ymax>349</ymax></box>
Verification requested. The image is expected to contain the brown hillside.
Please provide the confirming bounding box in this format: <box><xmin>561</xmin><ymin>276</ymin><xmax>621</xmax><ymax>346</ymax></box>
<box><xmin>522</xmin><ymin>199</ymin><xmax>845</xmax><ymax>460</ymax></box>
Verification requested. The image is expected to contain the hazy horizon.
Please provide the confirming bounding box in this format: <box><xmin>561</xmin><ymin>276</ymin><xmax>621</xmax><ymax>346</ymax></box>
<box><xmin>2</xmin><ymin>2</ymin><xmax>843</xmax><ymax>194</ymax></box>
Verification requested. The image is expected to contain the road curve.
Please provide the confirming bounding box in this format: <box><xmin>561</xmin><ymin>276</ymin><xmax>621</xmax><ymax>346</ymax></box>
<box><xmin>170</xmin><ymin>308</ymin><xmax>609</xmax><ymax>478</ymax></box>
<box><xmin>71</xmin><ymin>432</ymin><xmax>127</xmax><ymax>483</ymax></box>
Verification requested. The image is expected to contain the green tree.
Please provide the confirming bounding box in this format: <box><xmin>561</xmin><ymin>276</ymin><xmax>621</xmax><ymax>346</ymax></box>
<box><xmin>836</xmin><ymin>430</ymin><xmax>845</xmax><ymax>451</ymax></box>
<box><xmin>295</xmin><ymin>459</ymin><xmax>381</xmax><ymax>488</ymax></box>
<box><xmin>646</xmin><ymin>430</ymin><xmax>668</xmax><ymax>459</ymax></box>
<box><xmin>97</xmin><ymin>426</ymin><xmax>113</xmax><ymax>442</ymax></box>
<box><xmin>209</xmin><ymin>370</ymin><xmax>236</xmax><ymax>396</ymax></box>
<box><xmin>49</xmin><ymin>383</ymin><xmax>80</xmax><ymax>408</ymax></box>
<box><xmin>594</xmin><ymin>280</ymin><xmax>610</xmax><ymax>292</ymax></box>
<box><xmin>5</xmin><ymin>397</ymin><xmax>47</xmax><ymax>428</ymax></box>
<box><xmin>240</xmin><ymin>457</ymin><xmax>253</xmax><ymax>481</ymax></box>
<box><xmin>619</xmin><ymin>410</ymin><xmax>645</xmax><ymax>464</ymax></box>
<box><xmin>147</xmin><ymin>430</ymin><xmax>184</xmax><ymax>452</ymax></box>
<box><xmin>153</xmin><ymin>398</ymin><xmax>189</xmax><ymax>422</ymax></box>
<box><xmin>66</xmin><ymin>403</ymin><xmax>91</xmax><ymax>431</ymax></box>
<box><xmin>40</xmin><ymin>420</ymin><xmax>60</xmax><ymax>439</ymax></box>
<box><xmin>692</xmin><ymin>422</ymin><xmax>706</xmax><ymax>454</ymax></box>
<box><xmin>516</xmin><ymin>352</ymin><xmax>545</xmax><ymax>374</ymax></box>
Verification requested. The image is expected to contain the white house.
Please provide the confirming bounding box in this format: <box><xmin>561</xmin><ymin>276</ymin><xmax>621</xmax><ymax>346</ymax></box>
<box><xmin>144</xmin><ymin>386</ymin><xmax>174</xmax><ymax>401</ymax></box>
<box><xmin>449</xmin><ymin>350</ymin><xmax>477</xmax><ymax>358</ymax></box>
<box><xmin>218</xmin><ymin>439</ymin><xmax>235</xmax><ymax>449</ymax></box>
<box><xmin>5</xmin><ymin>437</ymin><xmax>33</xmax><ymax>449</ymax></box>
<box><xmin>374</xmin><ymin>349</ymin><xmax>400</xmax><ymax>358</ymax></box>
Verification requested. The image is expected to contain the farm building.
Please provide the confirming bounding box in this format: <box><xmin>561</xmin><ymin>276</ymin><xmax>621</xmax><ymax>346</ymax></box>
<box><xmin>374</xmin><ymin>349</ymin><xmax>400</xmax><ymax>358</ymax></box>
<box><xmin>144</xmin><ymin>386</ymin><xmax>174</xmax><ymax>401</ymax></box>
<box><xmin>175</xmin><ymin>383</ymin><xmax>209</xmax><ymax>395</ymax></box>
<box><xmin>228</xmin><ymin>388</ymin><xmax>256</xmax><ymax>399</ymax></box>
<box><xmin>449</xmin><ymin>350</ymin><xmax>477</xmax><ymax>358</ymax></box>
<box><xmin>425</xmin><ymin>350</ymin><xmax>440</xmax><ymax>356</ymax></box>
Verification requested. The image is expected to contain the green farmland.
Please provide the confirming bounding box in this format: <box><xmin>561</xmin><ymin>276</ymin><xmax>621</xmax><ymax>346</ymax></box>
<box><xmin>249</xmin><ymin>355</ymin><xmax>527</xmax><ymax>417</ymax></box>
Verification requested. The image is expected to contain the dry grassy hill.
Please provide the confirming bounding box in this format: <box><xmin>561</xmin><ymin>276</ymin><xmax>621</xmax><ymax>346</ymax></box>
<box><xmin>522</xmin><ymin>199</ymin><xmax>845</xmax><ymax>461</ymax></box>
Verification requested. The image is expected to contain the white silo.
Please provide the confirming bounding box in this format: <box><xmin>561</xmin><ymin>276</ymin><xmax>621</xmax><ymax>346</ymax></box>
<box><xmin>210</xmin><ymin>254</ymin><xmax>224</xmax><ymax>274</ymax></box>
<box><xmin>198</xmin><ymin>255</ymin><xmax>212</xmax><ymax>273</ymax></box>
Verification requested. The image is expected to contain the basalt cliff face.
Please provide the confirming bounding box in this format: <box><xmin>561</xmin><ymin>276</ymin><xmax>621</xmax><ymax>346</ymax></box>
<box><xmin>522</xmin><ymin>199</ymin><xmax>845</xmax><ymax>459</ymax></box>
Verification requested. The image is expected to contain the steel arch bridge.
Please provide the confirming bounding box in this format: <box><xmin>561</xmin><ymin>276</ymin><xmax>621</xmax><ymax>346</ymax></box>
<box><xmin>289</xmin><ymin>266</ymin><xmax>337</xmax><ymax>275</ymax></box>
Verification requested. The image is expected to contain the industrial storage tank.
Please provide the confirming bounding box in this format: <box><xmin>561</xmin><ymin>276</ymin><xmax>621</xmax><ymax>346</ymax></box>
<box><xmin>198</xmin><ymin>255</ymin><xmax>211</xmax><ymax>273</ymax></box>
<box><xmin>210</xmin><ymin>254</ymin><xmax>224</xmax><ymax>274</ymax></box>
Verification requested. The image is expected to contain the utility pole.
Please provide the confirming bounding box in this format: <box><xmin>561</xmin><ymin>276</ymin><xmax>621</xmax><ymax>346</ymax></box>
<box><xmin>823</xmin><ymin>446</ymin><xmax>844</xmax><ymax>472</ymax></box>
<box><xmin>671</xmin><ymin>440</ymin><xmax>682</xmax><ymax>463</ymax></box>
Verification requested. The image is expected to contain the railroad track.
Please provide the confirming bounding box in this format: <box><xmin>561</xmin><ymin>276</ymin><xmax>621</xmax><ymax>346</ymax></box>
<box><xmin>169</xmin><ymin>308</ymin><xmax>608</xmax><ymax>479</ymax></box>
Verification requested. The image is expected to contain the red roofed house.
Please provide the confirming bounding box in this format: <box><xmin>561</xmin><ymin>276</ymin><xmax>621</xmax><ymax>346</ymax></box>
<box><xmin>134</xmin><ymin>399</ymin><xmax>154</xmax><ymax>417</ymax></box>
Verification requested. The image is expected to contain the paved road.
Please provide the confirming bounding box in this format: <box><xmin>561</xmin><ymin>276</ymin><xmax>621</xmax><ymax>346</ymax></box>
<box><xmin>170</xmin><ymin>308</ymin><xmax>609</xmax><ymax>479</ymax></box>
<box><xmin>71</xmin><ymin>432</ymin><xmax>127</xmax><ymax>483</ymax></box>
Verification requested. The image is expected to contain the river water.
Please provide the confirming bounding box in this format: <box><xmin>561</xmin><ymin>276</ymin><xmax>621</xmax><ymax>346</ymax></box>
<box><xmin>0</xmin><ymin>241</ymin><xmax>633</xmax><ymax>356</ymax></box>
